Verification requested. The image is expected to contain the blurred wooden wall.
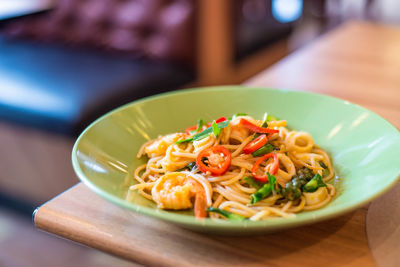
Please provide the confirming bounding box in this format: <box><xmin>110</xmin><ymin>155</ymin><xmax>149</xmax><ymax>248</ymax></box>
<box><xmin>196</xmin><ymin>0</ymin><xmax>289</xmax><ymax>85</ymax></box>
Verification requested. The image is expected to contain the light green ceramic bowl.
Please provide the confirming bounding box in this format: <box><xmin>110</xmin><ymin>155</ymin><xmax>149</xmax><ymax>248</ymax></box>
<box><xmin>72</xmin><ymin>86</ymin><xmax>400</xmax><ymax>234</ymax></box>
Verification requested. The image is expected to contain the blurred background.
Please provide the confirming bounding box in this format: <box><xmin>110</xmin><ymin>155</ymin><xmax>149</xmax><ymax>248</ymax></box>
<box><xmin>0</xmin><ymin>0</ymin><xmax>399</xmax><ymax>266</ymax></box>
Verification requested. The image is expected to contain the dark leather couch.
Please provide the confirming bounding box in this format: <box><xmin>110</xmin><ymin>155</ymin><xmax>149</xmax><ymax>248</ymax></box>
<box><xmin>1</xmin><ymin>0</ymin><xmax>196</xmax><ymax>134</ymax></box>
<box><xmin>0</xmin><ymin>0</ymin><xmax>196</xmax><ymax>207</ymax></box>
<box><xmin>0</xmin><ymin>37</ymin><xmax>193</xmax><ymax>135</ymax></box>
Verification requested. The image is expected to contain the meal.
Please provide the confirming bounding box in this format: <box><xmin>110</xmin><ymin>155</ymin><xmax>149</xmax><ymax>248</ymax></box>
<box><xmin>129</xmin><ymin>113</ymin><xmax>336</xmax><ymax>221</ymax></box>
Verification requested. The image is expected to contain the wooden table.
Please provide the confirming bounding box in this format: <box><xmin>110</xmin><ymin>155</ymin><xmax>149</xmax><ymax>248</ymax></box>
<box><xmin>34</xmin><ymin>21</ymin><xmax>400</xmax><ymax>266</ymax></box>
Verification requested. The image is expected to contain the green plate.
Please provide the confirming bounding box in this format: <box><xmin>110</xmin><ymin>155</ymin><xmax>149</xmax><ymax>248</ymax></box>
<box><xmin>72</xmin><ymin>86</ymin><xmax>400</xmax><ymax>234</ymax></box>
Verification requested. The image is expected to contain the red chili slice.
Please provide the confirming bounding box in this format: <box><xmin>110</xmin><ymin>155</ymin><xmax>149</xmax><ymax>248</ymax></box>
<box><xmin>243</xmin><ymin>134</ymin><xmax>267</xmax><ymax>154</ymax></box>
<box><xmin>196</xmin><ymin>146</ymin><xmax>231</xmax><ymax>176</ymax></box>
<box><xmin>251</xmin><ymin>152</ymin><xmax>279</xmax><ymax>182</ymax></box>
<box><xmin>240</xmin><ymin>119</ymin><xmax>279</xmax><ymax>134</ymax></box>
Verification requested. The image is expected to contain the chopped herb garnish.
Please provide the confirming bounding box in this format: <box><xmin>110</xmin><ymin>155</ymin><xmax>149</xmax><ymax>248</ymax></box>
<box><xmin>196</xmin><ymin>119</ymin><xmax>206</xmax><ymax>132</ymax></box>
<box><xmin>176</xmin><ymin>120</ymin><xmax>230</xmax><ymax>144</ymax></box>
<box><xmin>211</xmin><ymin>120</ymin><xmax>220</xmax><ymax>137</ymax></box>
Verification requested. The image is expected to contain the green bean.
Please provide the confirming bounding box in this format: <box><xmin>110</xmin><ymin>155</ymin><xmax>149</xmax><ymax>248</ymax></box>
<box><xmin>243</xmin><ymin>176</ymin><xmax>264</xmax><ymax>190</ymax></box>
<box><xmin>250</xmin><ymin>173</ymin><xmax>277</xmax><ymax>204</ymax></box>
<box><xmin>207</xmin><ymin>207</ymin><xmax>247</xmax><ymax>221</ymax></box>
<box><xmin>251</xmin><ymin>144</ymin><xmax>275</xmax><ymax>157</ymax></box>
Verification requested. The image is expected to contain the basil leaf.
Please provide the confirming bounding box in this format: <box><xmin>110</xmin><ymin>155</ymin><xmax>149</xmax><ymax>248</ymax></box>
<box><xmin>211</xmin><ymin>120</ymin><xmax>220</xmax><ymax>137</ymax></box>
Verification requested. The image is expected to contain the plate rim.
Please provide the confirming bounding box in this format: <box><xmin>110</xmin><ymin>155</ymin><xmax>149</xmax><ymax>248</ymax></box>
<box><xmin>71</xmin><ymin>85</ymin><xmax>400</xmax><ymax>230</ymax></box>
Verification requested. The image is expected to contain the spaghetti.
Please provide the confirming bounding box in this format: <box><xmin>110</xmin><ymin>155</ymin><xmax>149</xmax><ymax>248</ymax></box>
<box><xmin>129</xmin><ymin>114</ymin><xmax>337</xmax><ymax>221</ymax></box>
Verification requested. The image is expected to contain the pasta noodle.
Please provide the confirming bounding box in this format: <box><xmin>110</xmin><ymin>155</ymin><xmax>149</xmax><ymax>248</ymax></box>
<box><xmin>129</xmin><ymin>114</ymin><xmax>338</xmax><ymax>221</ymax></box>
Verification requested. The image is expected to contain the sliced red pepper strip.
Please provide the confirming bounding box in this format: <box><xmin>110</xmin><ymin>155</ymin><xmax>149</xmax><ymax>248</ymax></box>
<box><xmin>243</xmin><ymin>134</ymin><xmax>267</xmax><ymax>154</ymax></box>
<box><xmin>185</xmin><ymin>125</ymin><xmax>197</xmax><ymax>135</ymax></box>
<box><xmin>240</xmin><ymin>119</ymin><xmax>279</xmax><ymax>134</ymax></box>
<box><xmin>251</xmin><ymin>152</ymin><xmax>279</xmax><ymax>182</ymax></box>
<box><xmin>215</xmin><ymin>116</ymin><xmax>227</xmax><ymax>123</ymax></box>
<box><xmin>207</xmin><ymin>116</ymin><xmax>227</xmax><ymax>127</ymax></box>
<box><xmin>196</xmin><ymin>146</ymin><xmax>231</xmax><ymax>176</ymax></box>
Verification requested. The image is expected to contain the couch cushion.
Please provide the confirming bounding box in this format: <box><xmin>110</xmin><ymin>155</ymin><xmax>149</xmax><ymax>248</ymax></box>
<box><xmin>1</xmin><ymin>0</ymin><xmax>196</xmax><ymax>65</ymax></box>
<box><xmin>0</xmin><ymin>37</ymin><xmax>194</xmax><ymax>135</ymax></box>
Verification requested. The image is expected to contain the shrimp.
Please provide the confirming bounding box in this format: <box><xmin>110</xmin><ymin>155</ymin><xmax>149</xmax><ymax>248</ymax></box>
<box><xmin>145</xmin><ymin>133</ymin><xmax>184</xmax><ymax>157</ymax></box>
<box><xmin>151</xmin><ymin>172</ymin><xmax>207</xmax><ymax>218</ymax></box>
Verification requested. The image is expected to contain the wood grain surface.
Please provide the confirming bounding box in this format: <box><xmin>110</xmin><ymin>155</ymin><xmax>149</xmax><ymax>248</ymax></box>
<box><xmin>245</xmin><ymin>21</ymin><xmax>400</xmax><ymax>128</ymax></box>
<box><xmin>35</xmin><ymin>21</ymin><xmax>400</xmax><ymax>266</ymax></box>
<box><xmin>35</xmin><ymin>183</ymin><xmax>374</xmax><ymax>267</ymax></box>
<box><xmin>367</xmin><ymin>183</ymin><xmax>400</xmax><ymax>267</ymax></box>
